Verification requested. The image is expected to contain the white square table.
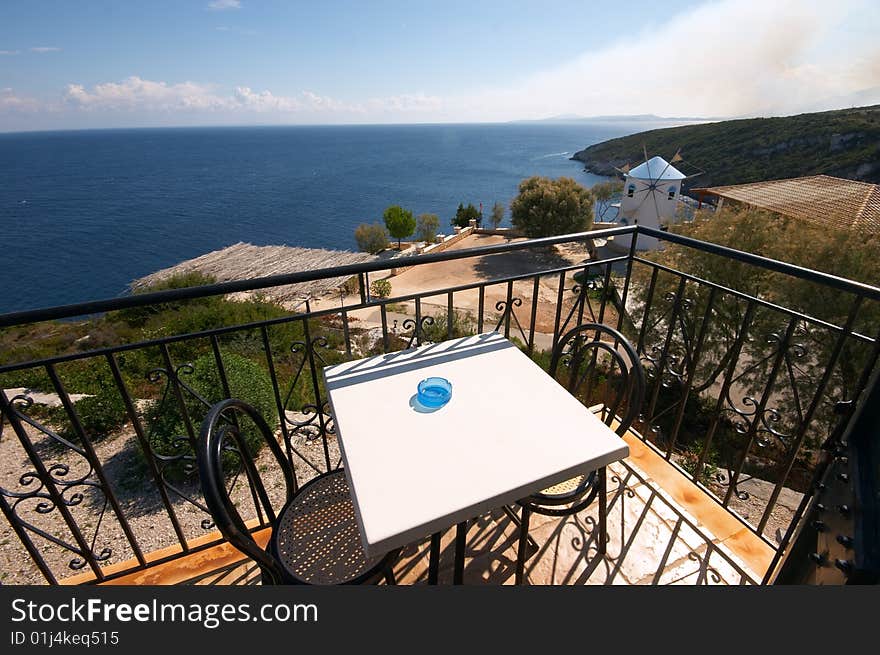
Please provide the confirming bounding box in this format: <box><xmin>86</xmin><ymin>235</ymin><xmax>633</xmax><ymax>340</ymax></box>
<box><xmin>322</xmin><ymin>331</ymin><xmax>629</xmax><ymax>583</ymax></box>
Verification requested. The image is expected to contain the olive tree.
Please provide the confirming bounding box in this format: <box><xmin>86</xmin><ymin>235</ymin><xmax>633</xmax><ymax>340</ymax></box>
<box><xmin>416</xmin><ymin>213</ymin><xmax>440</xmax><ymax>243</ymax></box>
<box><xmin>354</xmin><ymin>222</ymin><xmax>389</xmax><ymax>254</ymax></box>
<box><xmin>510</xmin><ymin>176</ymin><xmax>594</xmax><ymax>238</ymax></box>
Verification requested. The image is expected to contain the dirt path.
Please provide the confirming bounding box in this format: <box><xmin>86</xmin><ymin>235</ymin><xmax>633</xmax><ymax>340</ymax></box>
<box><xmin>311</xmin><ymin>234</ymin><xmax>618</xmax><ymax>341</ymax></box>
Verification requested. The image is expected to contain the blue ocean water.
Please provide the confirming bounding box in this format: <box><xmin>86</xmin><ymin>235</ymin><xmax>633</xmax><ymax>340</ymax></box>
<box><xmin>0</xmin><ymin>121</ymin><xmax>676</xmax><ymax>313</ymax></box>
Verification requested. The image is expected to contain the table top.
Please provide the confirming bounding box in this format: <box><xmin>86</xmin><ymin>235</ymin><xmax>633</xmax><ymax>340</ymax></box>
<box><xmin>323</xmin><ymin>331</ymin><xmax>629</xmax><ymax>557</ymax></box>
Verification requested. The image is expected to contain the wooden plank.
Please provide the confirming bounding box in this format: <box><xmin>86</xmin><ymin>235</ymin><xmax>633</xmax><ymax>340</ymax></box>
<box><xmin>60</xmin><ymin>522</ymin><xmax>270</xmax><ymax>586</ymax></box>
<box><xmin>622</xmin><ymin>433</ymin><xmax>775</xmax><ymax>578</ymax></box>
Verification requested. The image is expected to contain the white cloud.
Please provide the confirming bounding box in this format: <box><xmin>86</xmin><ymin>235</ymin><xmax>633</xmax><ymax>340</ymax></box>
<box><xmin>0</xmin><ymin>50</ymin><xmax>20</xmax><ymax>56</ymax></box>
<box><xmin>232</xmin><ymin>86</ymin><xmax>302</xmax><ymax>112</ymax></box>
<box><xmin>0</xmin><ymin>88</ymin><xmax>39</xmax><ymax>111</ymax></box>
<box><xmin>447</xmin><ymin>0</ymin><xmax>880</xmax><ymax>120</ymax></box>
<box><xmin>56</xmin><ymin>76</ymin><xmax>442</xmax><ymax>120</ymax></box>
<box><xmin>6</xmin><ymin>0</ymin><xmax>879</xmax><ymax>129</ymax></box>
<box><xmin>365</xmin><ymin>93</ymin><xmax>443</xmax><ymax>114</ymax></box>
<box><xmin>30</xmin><ymin>46</ymin><xmax>61</xmax><ymax>53</ymax></box>
<box><xmin>63</xmin><ymin>76</ymin><xmax>227</xmax><ymax>111</ymax></box>
<box><xmin>207</xmin><ymin>0</ymin><xmax>241</xmax><ymax>10</ymax></box>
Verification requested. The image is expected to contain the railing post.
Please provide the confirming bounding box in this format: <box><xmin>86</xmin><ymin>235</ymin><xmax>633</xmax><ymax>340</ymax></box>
<box><xmin>358</xmin><ymin>272</ymin><xmax>367</xmax><ymax>305</ymax></box>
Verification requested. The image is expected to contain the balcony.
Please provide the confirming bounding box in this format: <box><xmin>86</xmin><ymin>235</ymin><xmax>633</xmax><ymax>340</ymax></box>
<box><xmin>1</xmin><ymin>225</ymin><xmax>877</xmax><ymax>586</ymax></box>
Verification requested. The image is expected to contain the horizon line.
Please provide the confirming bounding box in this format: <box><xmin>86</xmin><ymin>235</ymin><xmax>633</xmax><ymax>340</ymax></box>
<box><xmin>0</xmin><ymin>114</ymin><xmax>734</xmax><ymax>136</ymax></box>
<box><xmin>7</xmin><ymin>104</ymin><xmax>876</xmax><ymax>135</ymax></box>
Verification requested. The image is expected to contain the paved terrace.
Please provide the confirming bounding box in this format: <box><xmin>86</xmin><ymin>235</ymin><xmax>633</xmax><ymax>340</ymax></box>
<box><xmin>64</xmin><ymin>432</ymin><xmax>774</xmax><ymax>586</ymax></box>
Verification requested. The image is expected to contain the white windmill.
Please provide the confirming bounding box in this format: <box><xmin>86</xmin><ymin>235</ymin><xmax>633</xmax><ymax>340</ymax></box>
<box><xmin>615</xmin><ymin>148</ymin><xmax>698</xmax><ymax>250</ymax></box>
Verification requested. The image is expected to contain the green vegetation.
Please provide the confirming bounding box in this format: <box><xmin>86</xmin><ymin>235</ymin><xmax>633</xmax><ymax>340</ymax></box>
<box><xmin>383</xmin><ymin>205</ymin><xmax>416</xmax><ymax>249</ymax></box>
<box><xmin>421</xmin><ymin>309</ymin><xmax>477</xmax><ymax>342</ymax></box>
<box><xmin>451</xmin><ymin>202</ymin><xmax>482</xmax><ymax>229</ymax></box>
<box><xmin>572</xmin><ymin>105</ymin><xmax>880</xmax><ymax>190</ymax></box>
<box><xmin>571</xmin><ymin>270</ymin><xmax>605</xmax><ymax>300</ymax></box>
<box><xmin>1</xmin><ymin>273</ymin><xmax>291</xmax><ymax>394</ymax></box>
<box><xmin>630</xmin><ymin>206</ymin><xmax>880</xmax><ymax>489</ymax></box>
<box><xmin>591</xmin><ymin>180</ymin><xmax>623</xmax><ymax>221</ymax></box>
<box><xmin>354</xmin><ymin>222</ymin><xmax>389</xmax><ymax>254</ymax></box>
<box><xmin>416</xmin><ymin>212</ymin><xmax>440</xmax><ymax>243</ymax></box>
<box><xmin>45</xmin><ymin>392</ymin><xmax>128</xmax><ymax>447</ymax></box>
<box><xmin>369</xmin><ymin>278</ymin><xmax>392</xmax><ymax>299</ymax></box>
<box><xmin>143</xmin><ymin>351</ymin><xmax>277</xmax><ymax>478</ymax></box>
<box><xmin>490</xmin><ymin>201</ymin><xmax>505</xmax><ymax>229</ymax></box>
<box><xmin>510</xmin><ymin>176</ymin><xmax>594</xmax><ymax>238</ymax></box>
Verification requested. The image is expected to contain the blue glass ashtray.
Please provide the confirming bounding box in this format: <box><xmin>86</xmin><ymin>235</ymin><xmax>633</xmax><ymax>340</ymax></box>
<box><xmin>417</xmin><ymin>377</ymin><xmax>452</xmax><ymax>408</ymax></box>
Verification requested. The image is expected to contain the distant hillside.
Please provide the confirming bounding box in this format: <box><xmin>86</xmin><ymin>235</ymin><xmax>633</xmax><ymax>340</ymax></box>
<box><xmin>513</xmin><ymin>113</ymin><xmax>716</xmax><ymax>123</ymax></box>
<box><xmin>571</xmin><ymin>105</ymin><xmax>880</xmax><ymax>191</ymax></box>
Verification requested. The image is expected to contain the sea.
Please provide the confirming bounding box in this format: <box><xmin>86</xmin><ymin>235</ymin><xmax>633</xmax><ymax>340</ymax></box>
<box><xmin>0</xmin><ymin>120</ymin><xmax>683</xmax><ymax>314</ymax></box>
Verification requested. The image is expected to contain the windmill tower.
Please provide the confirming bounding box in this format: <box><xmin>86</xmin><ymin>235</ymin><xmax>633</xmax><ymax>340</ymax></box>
<box><xmin>617</xmin><ymin>152</ymin><xmax>688</xmax><ymax>250</ymax></box>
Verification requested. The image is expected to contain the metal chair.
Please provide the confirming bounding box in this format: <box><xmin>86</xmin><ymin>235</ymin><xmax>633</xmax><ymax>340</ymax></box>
<box><xmin>514</xmin><ymin>323</ymin><xmax>646</xmax><ymax>584</ymax></box>
<box><xmin>197</xmin><ymin>398</ymin><xmax>399</xmax><ymax>585</ymax></box>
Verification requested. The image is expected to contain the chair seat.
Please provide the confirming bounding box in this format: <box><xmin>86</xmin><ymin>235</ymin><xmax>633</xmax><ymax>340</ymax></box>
<box><xmin>540</xmin><ymin>473</ymin><xmax>589</xmax><ymax>497</ymax></box>
<box><xmin>271</xmin><ymin>470</ymin><xmax>385</xmax><ymax>584</ymax></box>
<box><xmin>521</xmin><ymin>469</ymin><xmax>599</xmax><ymax>512</ymax></box>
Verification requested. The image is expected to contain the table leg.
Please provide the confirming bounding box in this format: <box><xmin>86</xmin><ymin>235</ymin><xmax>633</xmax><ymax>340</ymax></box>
<box><xmin>428</xmin><ymin>532</ymin><xmax>441</xmax><ymax>584</ymax></box>
<box><xmin>515</xmin><ymin>506</ymin><xmax>531</xmax><ymax>585</ymax></box>
<box><xmin>598</xmin><ymin>466</ymin><xmax>607</xmax><ymax>556</ymax></box>
<box><xmin>453</xmin><ymin>521</ymin><xmax>467</xmax><ymax>585</ymax></box>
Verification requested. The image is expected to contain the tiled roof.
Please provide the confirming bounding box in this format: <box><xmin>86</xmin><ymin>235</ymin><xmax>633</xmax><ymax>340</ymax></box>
<box><xmin>692</xmin><ymin>175</ymin><xmax>880</xmax><ymax>234</ymax></box>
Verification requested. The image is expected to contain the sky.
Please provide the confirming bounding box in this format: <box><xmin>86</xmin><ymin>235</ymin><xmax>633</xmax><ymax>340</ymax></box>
<box><xmin>1</xmin><ymin>0</ymin><xmax>879</xmax><ymax>131</ymax></box>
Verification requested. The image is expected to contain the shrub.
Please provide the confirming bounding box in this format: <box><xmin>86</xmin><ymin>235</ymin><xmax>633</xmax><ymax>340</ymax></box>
<box><xmin>0</xmin><ymin>366</ymin><xmax>52</xmax><ymax>394</ymax></box>
<box><xmin>116</xmin><ymin>272</ymin><xmax>218</xmax><ymax>327</ymax></box>
<box><xmin>416</xmin><ymin>213</ymin><xmax>440</xmax><ymax>243</ymax></box>
<box><xmin>142</xmin><ymin>352</ymin><xmax>277</xmax><ymax>478</ymax></box>
<box><xmin>421</xmin><ymin>309</ymin><xmax>477</xmax><ymax>342</ymax></box>
<box><xmin>338</xmin><ymin>276</ymin><xmax>360</xmax><ymax>297</ymax></box>
<box><xmin>48</xmin><ymin>359</ymin><xmax>129</xmax><ymax>444</ymax></box>
<box><xmin>61</xmin><ymin>392</ymin><xmax>128</xmax><ymax>442</ymax></box>
<box><xmin>354</xmin><ymin>222</ymin><xmax>389</xmax><ymax>254</ymax></box>
<box><xmin>370</xmin><ymin>278</ymin><xmax>392</xmax><ymax>299</ymax></box>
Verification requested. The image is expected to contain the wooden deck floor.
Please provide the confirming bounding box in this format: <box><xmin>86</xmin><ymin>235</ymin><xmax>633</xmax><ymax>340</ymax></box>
<box><xmin>70</xmin><ymin>433</ymin><xmax>773</xmax><ymax>586</ymax></box>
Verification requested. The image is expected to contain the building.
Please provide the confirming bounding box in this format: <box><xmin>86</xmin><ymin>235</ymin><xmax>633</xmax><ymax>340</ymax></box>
<box><xmin>691</xmin><ymin>174</ymin><xmax>880</xmax><ymax>235</ymax></box>
<box><xmin>618</xmin><ymin>155</ymin><xmax>687</xmax><ymax>250</ymax></box>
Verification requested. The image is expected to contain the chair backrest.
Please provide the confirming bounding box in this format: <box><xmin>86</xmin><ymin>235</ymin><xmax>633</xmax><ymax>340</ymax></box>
<box><xmin>197</xmin><ymin>398</ymin><xmax>296</xmax><ymax>584</ymax></box>
<box><xmin>549</xmin><ymin>323</ymin><xmax>646</xmax><ymax>437</ymax></box>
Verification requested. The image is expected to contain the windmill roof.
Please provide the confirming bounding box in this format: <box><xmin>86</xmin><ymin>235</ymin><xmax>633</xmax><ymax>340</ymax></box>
<box><xmin>627</xmin><ymin>156</ymin><xmax>686</xmax><ymax>181</ymax></box>
<box><xmin>692</xmin><ymin>175</ymin><xmax>880</xmax><ymax>234</ymax></box>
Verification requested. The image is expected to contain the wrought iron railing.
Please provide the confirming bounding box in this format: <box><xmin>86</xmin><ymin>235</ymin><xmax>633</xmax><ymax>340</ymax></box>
<box><xmin>0</xmin><ymin>225</ymin><xmax>877</xmax><ymax>584</ymax></box>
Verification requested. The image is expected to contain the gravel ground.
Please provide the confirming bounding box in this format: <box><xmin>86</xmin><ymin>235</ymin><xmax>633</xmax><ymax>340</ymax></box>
<box><xmin>0</xmin><ymin>410</ymin><xmax>339</xmax><ymax>585</ymax></box>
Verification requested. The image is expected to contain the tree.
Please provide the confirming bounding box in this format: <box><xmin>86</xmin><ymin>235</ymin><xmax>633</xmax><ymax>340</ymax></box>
<box><xmin>630</xmin><ymin>206</ymin><xmax>880</xmax><ymax>486</ymax></box>
<box><xmin>591</xmin><ymin>180</ymin><xmax>624</xmax><ymax>222</ymax></box>
<box><xmin>383</xmin><ymin>205</ymin><xmax>416</xmax><ymax>249</ymax></box>
<box><xmin>451</xmin><ymin>202</ymin><xmax>482</xmax><ymax>229</ymax></box>
<box><xmin>510</xmin><ymin>176</ymin><xmax>594</xmax><ymax>238</ymax></box>
<box><xmin>416</xmin><ymin>213</ymin><xmax>440</xmax><ymax>243</ymax></box>
<box><xmin>354</xmin><ymin>222</ymin><xmax>389</xmax><ymax>254</ymax></box>
<box><xmin>490</xmin><ymin>201</ymin><xmax>505</xmax><ymax>230</ymax></box>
